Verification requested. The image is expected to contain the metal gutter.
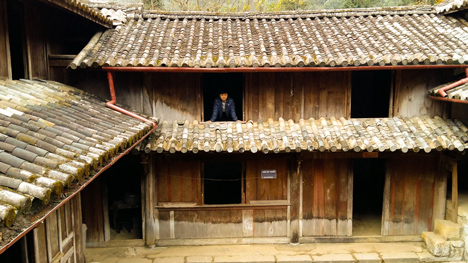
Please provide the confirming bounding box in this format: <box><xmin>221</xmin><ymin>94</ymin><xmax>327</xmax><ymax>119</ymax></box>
<box><xmin>102</xmin><ymin>65</ymin><xmax>468</xmax><ymax>73</ymax></box>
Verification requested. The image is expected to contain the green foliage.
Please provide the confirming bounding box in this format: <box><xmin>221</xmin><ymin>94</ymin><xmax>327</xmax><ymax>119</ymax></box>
<box><xmin>145</xmin><ymin>0</ymin><xmax>439</xmax><ymax>11</ymax></box>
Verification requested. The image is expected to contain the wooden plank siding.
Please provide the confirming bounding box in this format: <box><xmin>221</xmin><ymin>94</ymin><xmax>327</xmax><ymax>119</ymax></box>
<box><xmin>246</xmin><ymin>159</ymin><xmax>288</xmax><ymax>203</ymax></box>
<box><xmin>302</xmin><ymin>158</ymin><xmax>351</xmax><ymax>236</ymax></box>
<box><xmin>393</xmin><ymin>69</ymin><xmax>454</xmax><ymax>118</ymax></box>
<box><xmin>245</xmin><ymin>72</ymin><xmax>351</xmax><ymax>122</ymax></box>
<box><xmin>150</xmin><ymin>73</ymin><xmax>203</xmax><ymax>122</ymax></box>
<box><xmin>382</xmin><ymin>157</ymin><xmax>443</xmax><ymax>235</ymax></box>
<box><xmin>24</xmin><ymin>0</ymin><xmax>48</xmax><ymax>79</ymax></box>
<box><xmin>80</xmin><ymin>176</ymin><xmax>106</xmax><ymax>242</ymax></box>
<box><xmin>0</xmin><ymin>0</ymin><xmax>10</xmax><ymax>79</ymax></box>
<box><xmin>156</xmin><ymin>160</ymin><xmax>201</xmax><ymax>204</ymax></box>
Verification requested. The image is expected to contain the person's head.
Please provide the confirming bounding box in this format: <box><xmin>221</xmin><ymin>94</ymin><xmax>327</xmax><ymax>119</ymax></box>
<box><xmin>219</xmin><ymin>92</ymin><xmax>228</xmax><ymax>102</ymax></box>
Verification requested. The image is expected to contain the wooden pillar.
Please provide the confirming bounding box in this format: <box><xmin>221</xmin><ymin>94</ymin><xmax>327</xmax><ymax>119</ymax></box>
<box><xmin>452</xmin><ymin>162</ymin><xmax>458</xmax><ymax>223</ymax></box>
<box><xmin>289</xmin><ymin>158</ymin><xmax>301</xmax><ymax>243</ymax></box>
<box><xmin>72</xmin><ymin>193</ymin><xmax>85</xmax><ymax>263</ymax></box>
<box><xmin>142</xmin><ymin>154</ymin><xmax>158</xmax><ymax>246</ymax></box>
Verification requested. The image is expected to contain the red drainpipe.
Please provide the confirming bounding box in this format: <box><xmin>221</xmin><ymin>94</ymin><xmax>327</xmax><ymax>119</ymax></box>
<box><xmin>437</xmin><ymin>67</ymin><xmax>468</xmax><ymax>97</ymax></box>
<box><xmin>106</xmin><ymin>71</ymin><xmax>157</xmax><ymax>129</ymax></box>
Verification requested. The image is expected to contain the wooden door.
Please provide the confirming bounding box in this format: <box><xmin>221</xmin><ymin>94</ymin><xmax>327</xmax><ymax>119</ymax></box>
<box><xmin>302</xmin><ymin>158</ymin><xmax>352</xmax><ymax>236</ymax></box>
<box><xmin>382</xmin><ymin>157</ymin><xmax>446</xmax><ymax>235</ymax></box>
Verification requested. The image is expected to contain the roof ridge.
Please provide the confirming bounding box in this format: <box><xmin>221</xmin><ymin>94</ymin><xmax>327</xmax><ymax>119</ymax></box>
<box><xmin>141</xmin><ymin>5</ymin><xmax>435</xmax><ymax>19</ymax></box>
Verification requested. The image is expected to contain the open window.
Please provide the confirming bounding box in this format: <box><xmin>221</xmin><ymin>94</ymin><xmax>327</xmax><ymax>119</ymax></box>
<box><xmin>7</xmin><ymin>0</ymin><xmax>28</xmax><ymax>79</ymax></box>
<box><xmin>203</xmin><ymin>73</ymin><xmax>243</xmax><ymax>122</ymax></box>
<box><xmin>203</xmin><ymin>162</ymin><xmax>242</xmax><ymax>205</ymax></box>
<box><xmin>351</xmin><ymin>70</ymin><xmax>392</xmax><ymax>118</ymax></box>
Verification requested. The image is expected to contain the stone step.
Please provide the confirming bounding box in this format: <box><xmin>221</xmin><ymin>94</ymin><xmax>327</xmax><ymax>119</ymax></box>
<box><xmin>422</xmin><ymin>231</ymin><xmax>464</xmax><ymax>258</ymax></box>
<box><xmin>434</xmin><ymin>219</ymin><xmax>462</xmax><ymax>240</ymax></box>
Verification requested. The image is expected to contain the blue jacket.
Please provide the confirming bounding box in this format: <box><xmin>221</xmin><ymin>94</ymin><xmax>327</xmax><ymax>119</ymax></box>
<box><xmin>210</xmin><ymin>97</ymin><xmax>238</xmax><ymax>122</ymax></box>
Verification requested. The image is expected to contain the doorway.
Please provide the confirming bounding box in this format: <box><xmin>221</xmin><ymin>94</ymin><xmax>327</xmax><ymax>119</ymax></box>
<box><xmin>203</xmin><ymin>73</ymin><xmax>243</xmax><ymax>121</ymax></box>
<box><xmin>106</xmin><ymin>155</ymin><xmax>143</xmax><ymax>240</ymax></box>
<box><xmin>353</xmin><ymin>159</ymin><xmax>386</xmax><ymax>236</ymax></box>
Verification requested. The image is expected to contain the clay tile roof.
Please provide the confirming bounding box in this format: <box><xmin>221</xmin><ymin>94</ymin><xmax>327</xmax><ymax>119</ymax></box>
<box><xmin>435</xmin><ymin>0</ymin><xmax>468</xmax><ymax>13</ymax></box>
<box><xmin>143</xmin><ymin>117</ymin><xmax>468</xmax><ymax>154</ymax></box>
<box><xmin>0</xmin><ymin>79</ymin><xmax>152</xmax><ymax>228</ymax></box>
<box><xmin>70</xmin><ymin>8</ymin><xmax>468</xmax><ymax>68</ymax></box>
<box><xmin>40</xmin><ymin>0</ymin><xmax>113</xmax><ymax>27</ymax></box>
<box><xmin>429</xmin><ymin>79</ymin><xmax>468</xmax><ymax>103</ymax></box>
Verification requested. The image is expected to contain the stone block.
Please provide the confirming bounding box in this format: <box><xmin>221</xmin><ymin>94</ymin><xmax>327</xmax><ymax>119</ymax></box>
<box><xmin>380</xmin><ymin>252</ymin><xmax>419</xmax><ymax>263</ymax></box>
<box><xmin>276</xmin><ymin>255</ymin><xmax>312</xmax><ymax>263</ymax></box>
<box><xmin>214</xmin><ymin>255</ymin><xmax>275</xmax><ymax>263</ymax></box>
<box><xmin>312</xmin><ymin>254</ymin><xmax>355</xmax><ymax>263</ymax></box>
<box><xmin>353</xmin><ymin>253</ymin><xmax>381</xmax><ymax>263</ymax></box>
<box><xmin>422</xmin><ymin>231</ymin><xmax>450</xmax><ymax>257</ymax></box>
<box><xmin>434</xmin><ymin>219</ymin><xmax>462</xmax><ymax>240</ymax></box>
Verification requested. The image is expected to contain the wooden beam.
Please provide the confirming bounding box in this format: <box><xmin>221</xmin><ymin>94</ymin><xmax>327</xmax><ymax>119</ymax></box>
<box><xmin>143</xmin><ymin>154</ymin><xmax>158</xmax><ymax>246</ymax></box>
<box><xmin>289</xmin><ymin>158</ymin><xmax>301</xmax><ymax>243</ymax></box>
<box><xmin>72</xmin><ymin>193</ymin><xmax>85</xmax><ymax>263</ymax></box>
<box><xmin>452</xmin><ymin>162</ymin><xmax>458</xmax><ymax>223</ymax></box>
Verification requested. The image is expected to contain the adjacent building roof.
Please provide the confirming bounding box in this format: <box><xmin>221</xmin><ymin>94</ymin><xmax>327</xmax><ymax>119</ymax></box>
<box><xmin>70</xmin><ymin>7</ymin><xmax>468</xmax><ymax>68</ymax></box>
<box><xmin>435</xmin><ymin>0</ymin><xmax>468</xmax><ymax>13</ymax></box>
<box><xmin>429</xmin><ymin>79</ymin><xmax>468</xmax><ymax>103</ymax></box>
<box><xmin>0</xmin><ymin>79</ymin><xmax>151</xmax><ymax>229</ymax></box>
<box><xmin>40</xmin><ymin>0</ymin><xmax>113</xmax><ymax>27</ymax></box>
<box><xmin>142</xmin><ymin>117</ymin><xmax>468</xmax><ymax>154</ymax></box>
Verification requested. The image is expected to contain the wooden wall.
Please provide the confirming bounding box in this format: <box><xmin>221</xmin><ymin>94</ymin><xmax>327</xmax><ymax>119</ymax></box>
<box><xmin>149</xmin><ymin>73</ymin><xmax>203</xmax><ymax>121</ymax></box>
<box><xmin>152</xmin><ymin>158</ymin><xmax>289</xmax><ymax>240</ymax></box>
<box><xmin>245</xmin><ymin>72</ymin><xmax>351</xmax><ymax>122</ymax></box>
<box><xmin>81</xmin><ymin>176</ymin><xmax>106</xmax><ymax>242</ymax></box>
<box><xmin>0</xmin><ymin>0</ymin><xmax>10</xmax><ymax>79</ymax></box>
<box><xmin>246</xmin><ymin>159</ymin><xmax>288</xmax><ymax>202</ymax></box>
<box><xmin>393</xmin><ymin>69</ymin><xmax>454</xmax><ymax>118</ymax></box>
<box><xmin>302</xmin><ymin>158</ymin><xmax>352</xmax><ymax>236</ymax></box>
<box><xmin>156</xmin><ymin>161</ymin><xmax>201</xmax><ymax>204</ymax></box>
<box><xmin>24</xmin><ymin>0</ymin><xmax>48</xmax><ymax>79</ymax></box>
<box><xmin>382</xmin><ymin>156</ymin><xmax>446</xmax><ymax>235</ymax></box>
<box><xmin>33</xmin><ymin>194</ymin><xmax>84</xmax><ymax>263</ymax></box>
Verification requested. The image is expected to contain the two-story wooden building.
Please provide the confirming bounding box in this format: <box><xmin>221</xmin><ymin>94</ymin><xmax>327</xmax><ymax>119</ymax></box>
<box><xmin>69</xmin><ymin>4</ymin><xmax>468</xmax><ymax>247</ymax></box>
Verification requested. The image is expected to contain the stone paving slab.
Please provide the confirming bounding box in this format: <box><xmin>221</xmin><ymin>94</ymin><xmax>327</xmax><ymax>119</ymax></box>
<box><xmin>187</xmin><ymin>255</ymin><xmax>215</xmax><ymax>263</ymax></box>
<box><xmin>214</xmin><ymin>255</ymin><xmax>275</xmax><ymax>263</ymax></box>
<box><xmin>380</xmin><ymin>252</ymin><xmax>419</xmax><ymax>263</ymax></box>
<box><xmin>152</xmin><ymin>257</ymin><xmax>185</xmax><ymax>263</ymax></box>
<box><xmin>313</xmin><ymin>253</ymin><xmax>355</xmax><ymax>263</ymax></box>
<box><xmin>276</xmin><ymin>254</ymin><xmax>313</xmax><ymax>263</ymax></box>
<box><xmin>353</xmin><ymin>253</ymin><xmax>382</xmax><ymax>263</ymax></box>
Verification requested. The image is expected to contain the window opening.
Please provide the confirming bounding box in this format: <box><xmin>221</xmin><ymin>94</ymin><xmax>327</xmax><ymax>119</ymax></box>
<box><xmin>7</xmin><ymin>0</ymin><xmax>28</xmax><ymax>80</ymax></box>
<box><xmin>351</xmin><ymin>71</ymin><xmax>391</xmax><ymax>118</ymax></box>
<box><xmin>353</xmin><ymin>159</ymin><xmax>386</xmax><ymax>236</ymax></box>
<box><xmin>203</xmin><ymin>73</ymin><xmax>243</xmax><ymax>122</ymax></box>
<box><xmin>204</xmin><ymin>162</ymin><xmax>242</xmax><ymax>204</ymax></box>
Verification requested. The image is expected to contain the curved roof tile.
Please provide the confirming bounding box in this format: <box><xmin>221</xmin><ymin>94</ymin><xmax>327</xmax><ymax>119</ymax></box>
<box><xmin>0</xmin><ymin>79</ymin><xmax>152</xmax><ymax>227</ymax></box>
<box><xmin>71</xmin><ymin>9</ymin><xmax>468</xmax><ymax>68</ymax></box>
<box><xmin>145</xmin><ymin>117</ymin><xmax>468</xmax><ymax>154</ymax></box>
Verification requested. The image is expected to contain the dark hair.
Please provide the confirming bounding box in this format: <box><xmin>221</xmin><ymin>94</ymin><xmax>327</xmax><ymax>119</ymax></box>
<box><xmin>219</xmin><ymin>89</ymin><xmax>228</xmax><ymax>94</ymax></box>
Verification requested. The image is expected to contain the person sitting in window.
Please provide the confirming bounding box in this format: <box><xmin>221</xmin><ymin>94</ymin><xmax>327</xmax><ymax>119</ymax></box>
<box><xmin>209</xmin><ymin>90</ymin><xmax>238</xmax><ymax>122</ymax></box>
